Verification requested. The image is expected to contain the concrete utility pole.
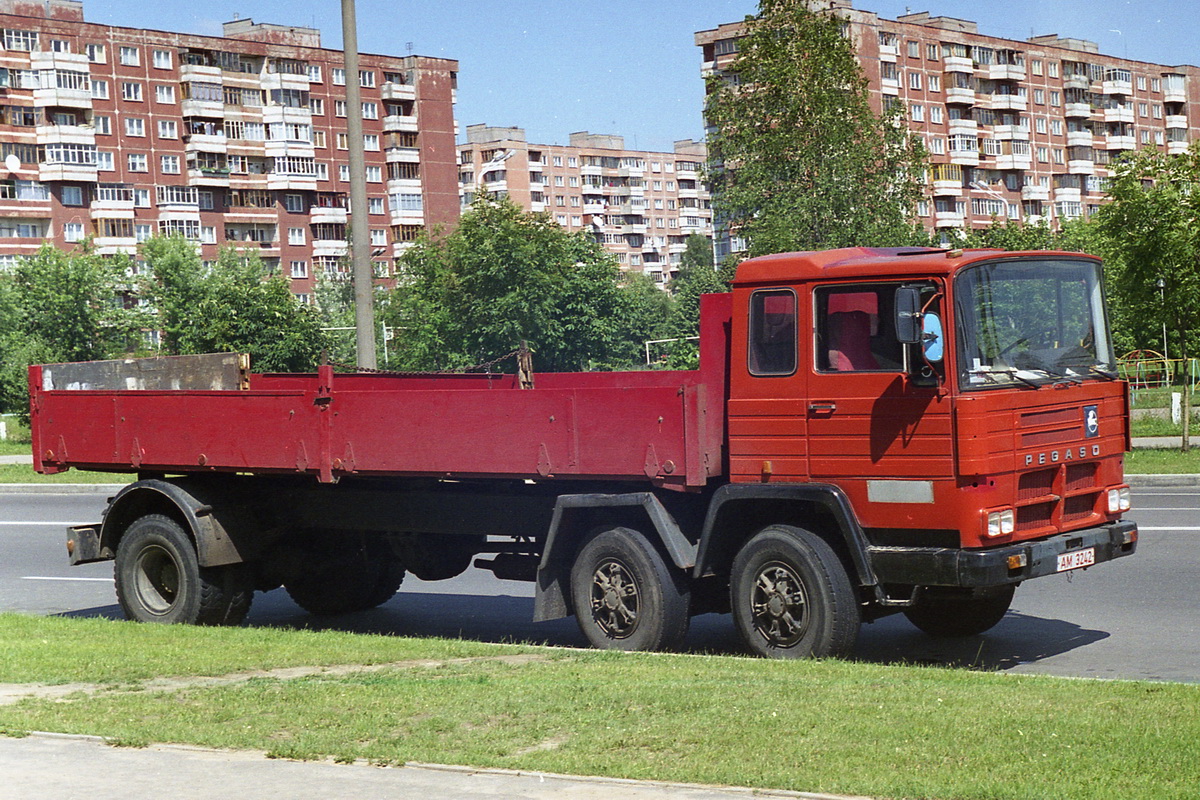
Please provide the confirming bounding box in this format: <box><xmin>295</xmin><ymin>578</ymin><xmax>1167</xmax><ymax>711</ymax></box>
<box><xmin>341</xmin><ymin>0</ymin><xmax>377</xmax><ymax>368</ymax></box>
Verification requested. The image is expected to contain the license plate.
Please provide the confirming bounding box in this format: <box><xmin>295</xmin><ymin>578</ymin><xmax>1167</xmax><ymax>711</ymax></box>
<box><xmin>1057</xmin><ymin>548</ymin><xmax>1095</xmax><ymax>572</ymax></box>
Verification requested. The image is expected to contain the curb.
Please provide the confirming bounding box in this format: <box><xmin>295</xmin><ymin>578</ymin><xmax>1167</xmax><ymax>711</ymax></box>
<box><xmin>1124</xmin><ymin>473</ymin><xmax>1200</xmax><ymax>488</ymax></box>
<box><xmin>0</xmin><ymin>483</ymin><xmax>122</xmax><ymax>494</ymax></box>
<box><xmin>16</xmin><ymin>731</ymin><xmax>869</xmax><ymax>800</ymax></box>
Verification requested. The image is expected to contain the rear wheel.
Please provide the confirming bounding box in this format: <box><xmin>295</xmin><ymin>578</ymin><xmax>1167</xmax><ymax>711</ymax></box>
<box><xmin>115</xmin><ymin>514</ymin><xmax>252</xmax><ymax>625</ymax></box>
<box><xmin>569</xmin><ymin>527</ymin><xmax>690</xmax><ymax>652</ymax></box>
<box><xmin>730</xmin><ymin>525</ymin><xmax>860</xmax><ymax>659</ymax></box>
<box><xmin>904</xmin><ymin>585</ymin><xmax>1015</xmax><ymax>637</ymax></box>
<box><xmin>284</xmin><ymin>533</ymin><xmax>405</xmax><ymax>615</ymax></box>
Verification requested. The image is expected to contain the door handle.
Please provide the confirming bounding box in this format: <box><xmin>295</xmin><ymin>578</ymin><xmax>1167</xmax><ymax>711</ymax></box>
<box><xmin>808</xmin><ymin>402</ymin><xmax>837</xmax><ymax>413</ymax></box>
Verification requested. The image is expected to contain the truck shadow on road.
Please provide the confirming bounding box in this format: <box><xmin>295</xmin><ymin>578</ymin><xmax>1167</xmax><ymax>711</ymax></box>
<box><xmin>59</xmin><ymin>595</ymin><xmax>1108</xmax><ymax>674</ymax></box>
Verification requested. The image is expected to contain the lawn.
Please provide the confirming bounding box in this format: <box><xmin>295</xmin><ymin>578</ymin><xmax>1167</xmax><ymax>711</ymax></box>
<box><xmin>0</xmin><ymin>614</ymin><xmax>1197</xmax><ymax>800</ymax></box>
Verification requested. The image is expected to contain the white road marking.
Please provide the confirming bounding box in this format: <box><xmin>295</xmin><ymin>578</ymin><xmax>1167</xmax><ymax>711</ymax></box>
<box><xmin>0</xmin><ymin>521</ymin><xmax>88</xmax><ymax>526</ymax></box>
<box><xmin>21</xmin><ymin>576</ymin><xmax>113</xmax><ymax>583</ymax></box>
<box><xmin>1135</xmin><ymin>526</ymin><xmax>1200</xmax><ymax>531</ymax></box>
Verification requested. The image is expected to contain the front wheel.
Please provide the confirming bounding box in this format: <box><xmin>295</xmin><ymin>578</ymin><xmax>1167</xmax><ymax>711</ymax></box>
<box><xmin>569</xmin><ymin>527</ymin><xmax>690</xmax><ymax>652</ymax></box>
<box><xmin>115</xmin><ymin>514</ymin><xmax>252</xmax><ymax>625</ymax></box>
<box><xmin>903</xmin><ymin>585</ymin><xmax>1015</xmax><ymax>637</ymax></box>
<box><xmin>730</xmin><ymin>525</ymin><xmax>860</xmax><ymax>659</ymax></box>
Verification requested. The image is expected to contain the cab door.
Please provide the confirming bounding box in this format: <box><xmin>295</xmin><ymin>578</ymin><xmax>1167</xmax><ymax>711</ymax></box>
<box><xmin>805</xmin><ymin>281</ymin><xmax>951</xmax><ymax>493</ymax></box>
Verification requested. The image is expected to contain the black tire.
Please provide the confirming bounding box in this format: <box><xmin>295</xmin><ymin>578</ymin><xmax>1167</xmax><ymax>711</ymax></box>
<box><xmin>115</xmin><ymin>514</ymin><xmax>253</xmax><ymax>625</ymax></box>
<box><xmin>730</xmin><ymin>525</ymin><xmax>860</xmax><ymax>659</ymax></box>
<box><xmin>569</xmin><ymin>527</ymin><xmax>690</xmax><ymax>652</ymax></box>
<box><xmin>284</xmin><ymin>534</ymin><xmax>405</xmax><ymax>615</ymax></box>
<box><xmin>903</xmin><ymin>585</ymin><xmax>1015</xmax><ymax>637</ymax></box>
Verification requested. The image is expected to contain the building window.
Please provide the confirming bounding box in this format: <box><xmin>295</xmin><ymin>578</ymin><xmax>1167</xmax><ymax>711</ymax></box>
<box><xmin>3</xmin><ymin>29</ymin><xmax>39</xmax><ymax>51</ymax></box>
<box><xmin>332</xmin><ymin>68</ymin><xmax>345</xmax><ymax>86</ymax></box>
<box><xmin>96</xmin><ymin>152</ymin><xmax>115</xmax><ymax>171</ymax></box>
<box><xmin>152</xmin><ymin>49</ymin><xmax>172</xmax><ymax>69</ymax></box>
<box><xmin>127</xmin><ymin>153</ymin><xmax>148</xmax><ymax>172</ymax></box>
<box><xmin>929</xmin><ymin>106</ymin><xmax>943</xmax><ymax>124</ymax></box>
<box><xmin>359</xmin><ymin>70</ymin><xmax>375</xmax><ymax>87</ymax></box>
<box><xmin>908</xmin><ymin>71</ymin><xmax>922</xmax><ymax>90</ymax></box>
<box><xmin>198</xmin><ymin>191</ymin><xmax>214</xmax><ymax>210</ymax></box>
<box><xmin>85</xmin><ymin>43</ymin><xmax>105</xmax><ymax>63</ymax></box>
<box><xmin>369</xmin><ymin>197</ymin><xmax>385</xmax><ymax>214</ymax></box>
<box><xmin>910</xmin><ymin>104</ymin><xmax>924</xmax><ymax>122</ymax></box>
<box><xmin>364</xmin><ymin>134</ymin><xmax>379</xmax><ymax>151</ymax></box>
<box><xmin>124</xmin><ymin>117</ymin><xmax>145</xmax><ymax>137</ymax></box>
<box><xmin>161</xmin><ymin>155</ymin><xmax>180</xmax><ymax>174</ymax></box>
<box><xmin>365</xmin><ymin>166</ymin><xmax>382</xmax><ymax>182</ymax></box>
<box><xmin>370</xmin><ymin>228</ymin><xmax>387</xmax><ymax>246</ymax></box>
<box><xmin>61</xmin><ymin>185</ymin><xmax>84</xmax><ymax>206</ymax></box>
<box><xmin>336</xmin><ymin>133</ymin><xmax>348</xmax><ymax>150</ymax></box>
<box><xmin>155</xmin><ymin>84</ymin><xmax>176</xmax><ymax>103</ymax></box>
<box><xmin>928</xmin><ymin>74</ymin><xmax>940</xmax><ymax>92</ymax></box>
<box><xmin>201</xmin><ymin>226</ymin><xmax>217</xmax><ymax>244</ymax></box>
<box><xmin>288</xmin><ymin>227</ymin><xmax>305</xmax><ymax>245</ymax></box>
<box><xmin>94</xmin><ymin>116</ymin><xmax>111</xmax><ymax>135</ymax></box>
<box><xmin>362</xmin><ymin>102</ymin><xmax>378</xmax><ymax>120</ymax></box>
<box><xmin>134</xmin><ymin>188</ymin><xmax>150</xmax><ymax>207</ymax></box>
<box><xmin>335</xmin><ymin>100</ymin><xmax>347</xmax><ymax>117</ymax></box>
<box><xmin>1048</xmin><ymin>61</ymin><xmax>1059</xmax><ymax>78</ymax></box>
<box><xmin>310</xmin><ymin>98</ymin><xmax>324</xmax><ymax>115</ymax></box>
<box><xmin>122</xmin><ymin>82</ymin><xmax>143</xmax><ymax>101</ymax></box>
<box><xmin>307</xmin><ymin>65</ymin><xmax>322</xmax><ymax>82</ymax></box>
<box><xmin>91</xmin><ymin>80</ymin><xmax>109</xmax><ymax>100</ymax></box>
<box><xmin>119</xmin><ymin>46</ymin><xmax>140</xmax><ymax>66</ymax></box>
<box><xmin>284</xmin><ymin>194</ymin><xmax>305</xmax><ymax>213</ymax></box>
<box><xmin>158</xmin><ymin>120</ymin><xmax>177</xmax><ymax>139</ymax></box>
<box><xmin>63</xmin><ymin>221</ymin><xmax>85</xmax><ymax>242</ymax></box>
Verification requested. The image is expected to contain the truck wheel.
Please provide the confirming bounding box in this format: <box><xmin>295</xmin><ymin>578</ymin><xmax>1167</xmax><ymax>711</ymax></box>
<box><xmin>115</xmin><ymin>514</ymin><xmax>253</xmax><ymax>626</ymax></box>
<box><xmin>904</xmin><ymin>585</ymin><xmax>1015</xmax><ymax>637</ymax></box>
<box><xmin>730</xmin><ymin>525</ymin><xmax>860</xmax><ymax>659</ymax></box>
<box><xmin>284</xmin><ymin>535</ymin><xmax>405</xmax><ymax>616</ymax></box>
<box><xmin>570</xmin><ymin>527</ymin><xmax>690</xmax><ymax>652</ymax></box>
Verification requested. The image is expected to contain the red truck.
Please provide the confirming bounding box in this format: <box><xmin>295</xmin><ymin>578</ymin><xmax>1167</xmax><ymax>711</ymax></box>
<box><xmin>29</xmin><ymin>246</ymin><xmax>1138</xmax><ymax>658</ymax></box>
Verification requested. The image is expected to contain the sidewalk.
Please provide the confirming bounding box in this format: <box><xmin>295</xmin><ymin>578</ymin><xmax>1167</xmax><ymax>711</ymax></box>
<box><xmin>1</xmin><ymin>732</ymin><xmax>860</xmax><ymax>800</ymax></box>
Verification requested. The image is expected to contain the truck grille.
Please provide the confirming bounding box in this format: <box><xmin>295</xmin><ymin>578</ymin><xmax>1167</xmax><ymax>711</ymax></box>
<box><xmin>1015</xmin><ymin>462</ymin><xmax>1100</xmax><ymax>534</ymax></box>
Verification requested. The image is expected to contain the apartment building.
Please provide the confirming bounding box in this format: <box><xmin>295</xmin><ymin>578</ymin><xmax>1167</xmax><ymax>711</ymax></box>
<box><xmin>458</xmin><ymin>124</ymin><xmax>713</xmax><ymax>286</ymax></box>
<box><xmin>696</xmin><ymin>1</ymin><xmax>1200</xmax><ymax>254</ymax></box>
<box><xmin>0</xmin><ymin>0</ymin><xmax>458</xmax><ymax>299</ymax></box>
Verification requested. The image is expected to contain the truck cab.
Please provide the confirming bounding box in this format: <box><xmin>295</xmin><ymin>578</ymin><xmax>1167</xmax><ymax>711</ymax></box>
<box><xmin>718</xmin><ymin>247</ymin><xmax>1136</xmax><ymax>645</ymax></box>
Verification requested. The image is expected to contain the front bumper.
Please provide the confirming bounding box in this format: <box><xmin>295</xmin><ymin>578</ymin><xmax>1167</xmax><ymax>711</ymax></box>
<box><xmin>868</xmin><ymin>520</ymin><xmax>1138</xmax><ymax>587</ymax></box>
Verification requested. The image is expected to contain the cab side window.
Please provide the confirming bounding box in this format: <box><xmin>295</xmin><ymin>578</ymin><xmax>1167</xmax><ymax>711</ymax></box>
<box><xmin>748</xmin><ymin>289</ymin><xmax>796</xmax><ymax>376</ymax></box>
<box><xmin>816</xmin><ymin>284</ymin><xmax>904</xmax><ymax>372</ymax></box>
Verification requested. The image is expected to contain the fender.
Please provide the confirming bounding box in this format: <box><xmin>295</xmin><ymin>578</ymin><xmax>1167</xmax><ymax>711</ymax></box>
<box><xmin>100</xmin><ymin>479</ymin><xmax>247</xmax><ymax>567</ymax></box>
<box><xmin>693</xmin><ymin>482</ymin><xmax>879</xmax><ymax>588</ymax></box>
<box><xmin>533</xmin><ymin>492</ymin><xmax>695</xmax><ymax>622</ymax></box>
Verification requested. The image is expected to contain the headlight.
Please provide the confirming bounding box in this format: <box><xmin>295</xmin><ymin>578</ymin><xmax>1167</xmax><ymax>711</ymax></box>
<box><xmin>987</xmin><ymin>509</ymin><xmax>1015</xmax><ymax>537</ymax></box>
<box><xmin>1108</xmin><ymin>487</ymin><xmax>1131</xmax><ymax>513</ymax></box>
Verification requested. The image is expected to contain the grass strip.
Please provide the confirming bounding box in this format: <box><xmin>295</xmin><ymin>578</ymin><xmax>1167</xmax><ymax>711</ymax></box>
<box><xmin>0</xmin><ymin>464</ymin><xmax>130</xmax><ymax>483</ymax></box>
<box><xmin>0</xmin><ymin>615</ymin><xmax>1197</xmax><ymax>800</ymax></box>
<box><xmin>1125</xmin><ymin>448</ymin><xmax>1200</xmax><ymax>474</ymax></box>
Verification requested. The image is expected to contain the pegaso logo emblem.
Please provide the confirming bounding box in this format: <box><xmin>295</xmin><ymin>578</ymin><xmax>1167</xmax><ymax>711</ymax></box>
<box><xmin>1026</xmin><ymin>444</ymin><xmax>1102</xmax><ymax>466</ymax></box>
<box><xmin>1084</xmin><ymin>405</ymin><xmax>1099</xmax><ymax>438</ymax></box>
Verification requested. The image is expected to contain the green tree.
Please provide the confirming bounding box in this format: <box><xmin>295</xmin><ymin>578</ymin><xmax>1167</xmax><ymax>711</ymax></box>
<box><xmin>1096</xmin><ymin>145</ymin><xmax>1200</xmax><ymax>449</ymax></box>
<box><xmin>385</xmin><ymin>198</ymin><xmax>653</xmax><ymax>372</ymax></box>
<box><xmin>142</xmin><ymin>236</ymin><xmax>326</xmax><ymax>372</ymax></box>
<box><xmin>0</xmin><ymin>243</ymin><xmax>146</xmax><ymax>414</ymax></box>
<box><xmin>704</xmin><ymin>0</ymin><xmax>927</xmax><ymax>256</ymax></box>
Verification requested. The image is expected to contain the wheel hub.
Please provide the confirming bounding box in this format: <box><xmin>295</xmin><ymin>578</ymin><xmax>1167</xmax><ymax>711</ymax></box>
<box><xmin>750</xmin><ymin>562</ymin><xmax>809</xmax><ymax>648</ymax></box>
<box><xmin>590</xmin><ymin>559</ymin><xmax>639</xmax><ymax>639</ymax></box>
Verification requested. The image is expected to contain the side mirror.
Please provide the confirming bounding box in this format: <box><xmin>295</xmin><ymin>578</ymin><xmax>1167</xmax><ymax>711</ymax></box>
<box><xmin>895</xmin><ymin>286</ymin><xmax>922</xmax><ymax>344</ymax></box>
<box><xmin>922</xmin><ymin>313</ymin><xmax>944</xmax><ymax>362</ymax></box>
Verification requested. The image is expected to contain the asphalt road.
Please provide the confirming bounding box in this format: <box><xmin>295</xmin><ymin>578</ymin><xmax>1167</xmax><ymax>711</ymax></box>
<box><xmin>1</xmin><ymin>486</ymin><xmax>1196</xmax><ymax>682</ymax></box>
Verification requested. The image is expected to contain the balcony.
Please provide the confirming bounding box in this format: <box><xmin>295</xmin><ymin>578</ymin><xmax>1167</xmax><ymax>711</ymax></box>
<box><xmin>878</xmin><ymin>43</ymin><xmax>898</xmax><ymax>61</ymax></box>
<box><xmin>92</xmin><ymin>236</ymin><xmax>137</xmax><ymax>255</ymax></box>
<box><xmin>1104</xmin><ymin>135</ymin><xmax>1135</xmax><ymax>151</ymax></box>
<box><xmin>1168</xmin><ymin>141</ymin><xmax>1190</xmax><ymax>155</ymax></box>
<box><xmin>1068</xmin><ymin>160</ymin><xmax>1096</xmax><ymax>176</ymax></box>
<box><xmin>385</xmin><ymin>146</ymin><xmax>421</xmax><ymax>164</ymax></box>
<box><xmin>987</xmin><ymin>64</ymin><xmax>1026</xmax><ymax>82</ymax></box>
<box><xmin>1054</xmin><ymin>188</ymin><xmax>1082</xmax><ymax>202</ymax></box>
<box><xmin>1166</xmin><ymin>114</ymin><xmax>1189</xmax><ymax>129</ymax></box>
<box><xmin>260</xmin><ymin>71</ymin><xmax>310</xmax><ymax>93</ymax></box>
<box><xmin>881</xmin><ymin>77</ymin><xmax>900</xmax><ymax>96</ymax></box>
<box><xmin>266</xmin><ymin>172</ymin><xmax>317</xmax><ymax>192</ymax></box>
<box><xmin>934</xmin><ymin>210</ymin><xmax>964</xmax><ymax>228</ymax></box>
<box><xmin>945</xmin><ymin>87</ymin><xmax>976</xmax><ymax>106</ymax></box>
<box><xmin>36</xmin><ymin>124</ymin><xmax>95</xmax><ymax>148</ymax></box>
<box><xmin>1067</xmin><ymin>130</ymin><xmax>1094</xmax><ymax>147</ymax></box>
<box><xmin>1064</xmin><ymin>74</ymin><xmax>1091</xmax><ymax>91</ymax></box>
<box><xmin>943</xmin><ymin>56</ymin><xmax>973</xmax><ymax>73</ymax></box>
<box><xmin>311</xmin><ymin>238</ymin><xmax>348</xmax><ymax>258</ymax></box>
<box><xmin>987</xmin><ymin>94</ymin><xmax>1027</xmax><ymax>112</ymax></box>
<box><xmin>1100</xmin><ymin>78</ymin><xmax>1132</xmax><ymax>96</ymax></box>
<box><xmin>948</xmin><ymin>118</ymin><xmax>978</xmax><ymax>134</ymax></box>
<box><xmin>1021</xmin><ymin>184</ymin><xmax>1050</xmax><ymax>201</ymax></box>
<box><xmin>1164</xmin><ymin>83</ymin><xmax>1187</xmax><ymax>105</ymax></box>
<box><xmin>931</xmin><ymin>179</ymin><xmax>962</xmax><ymax>197</ymax></box>
<box><xmin>991</xmin><ymin>124</ymin><xmax>1024</xmax><ymax>140</ymax></box>
<box><xmin>1064</xmin><ymin>102</ymin><xmax>1093</xmax><ymax>118</ymax></box>
<box><xmin>181</xmin><ymin>63</ymin><xmax>223</xmax><ymax>83</ymax></box>
<box><xmin>381</xmin><ymin>82</ymin><xmax>416</xmax><ymax>102</ymax></box>
<box><xmin>382</xmin><ymin>114</ymin><xmax>419</xmax><ymax>134</ymax></box>
<box><xmin>182</xmin><ymin>98</ymin><xmax>225</xmax><ymax>119</ymax></box>
<box><xmin>949</xmin><ymin>149</ymin><xmax>980</xmax><ymax>167</ymax></box>
<box><xmin>1103</xmin><ymin>106</ymin><xmax>1134</xmax><ymax>124</ymax></box>
<box><xmin>994</xmin><ymin>154</ymin><xmax>1032</xmax><ymax>170</ymax></box>
<box><xmin>310</xmin><ymin>205</ymin><xmax>348</xmax><ymax>225</ymax></box>
<box><xmin>184</xmin><ymin>133</ymin><xmax>228</xmax><ymax>153</ymax></box>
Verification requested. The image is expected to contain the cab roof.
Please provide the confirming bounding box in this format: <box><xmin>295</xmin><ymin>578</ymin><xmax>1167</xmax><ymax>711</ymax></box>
<box><xmin>731</xmin><ymin>247</ymin><xmax>1099</xmax><ymax>286</ymax></box>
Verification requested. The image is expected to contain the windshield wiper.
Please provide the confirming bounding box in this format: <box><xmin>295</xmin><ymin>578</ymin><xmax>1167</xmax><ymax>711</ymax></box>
<box><xmin>969</xmin><ymin>367</ymin><xmax>1041</xmax><ymax>389</ymax></box>
<box><xmin>1087</xmin><ymin>366</ymin><xmax>1119</xmax><ymax>381</ymax></box>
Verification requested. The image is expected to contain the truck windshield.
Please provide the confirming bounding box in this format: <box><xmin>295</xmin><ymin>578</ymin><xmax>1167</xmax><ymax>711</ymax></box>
<box><xmin>954</xmin><ymin>258</ymin><xmax>1116</xmax><ymax>389</ymax></box>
